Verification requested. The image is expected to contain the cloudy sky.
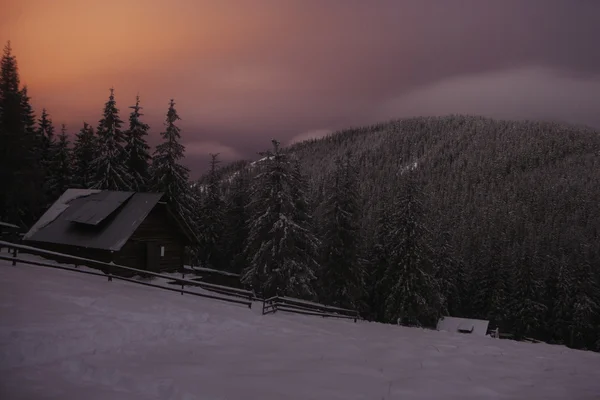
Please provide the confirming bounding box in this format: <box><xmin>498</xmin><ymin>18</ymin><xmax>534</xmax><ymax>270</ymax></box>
<box><xmin>2</xmin><ymin>0</ymin><xmax>599</xmax><ymax>177</ymax></box>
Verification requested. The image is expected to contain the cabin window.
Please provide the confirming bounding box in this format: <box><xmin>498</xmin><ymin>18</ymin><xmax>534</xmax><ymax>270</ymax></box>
<box><xmin>160</xmin><ymin>246</ymin><xmax>165</xmax><ymax>257</ymax></box>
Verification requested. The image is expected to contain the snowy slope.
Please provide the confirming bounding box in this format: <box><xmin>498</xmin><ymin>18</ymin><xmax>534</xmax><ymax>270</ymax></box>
<box><xmin>1</xmin><ymin>261</ymin><xmax>600</xmax><ymax>400</ymax></box>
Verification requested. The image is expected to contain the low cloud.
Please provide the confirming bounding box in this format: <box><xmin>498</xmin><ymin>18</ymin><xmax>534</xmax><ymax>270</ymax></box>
<box><xmin>184</xmin><ymin>141</ymin><xmax>242</xmax><ymax>161</ymax></box>
<box><xmin>288</xmin><ymin>129</ymin><xmax>332</xmax><ymax>146</ymax></box>
<box><xmin>377</xmin><ymin>67</ymin><xmax>600</xmax><ymax>128</ymax></box>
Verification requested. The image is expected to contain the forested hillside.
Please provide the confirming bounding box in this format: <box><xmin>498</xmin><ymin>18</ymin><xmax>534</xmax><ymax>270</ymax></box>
<box><xmin>208</xmin><ymin>116</ymin><xmax>600</xmax><ymax>350</ymax></box>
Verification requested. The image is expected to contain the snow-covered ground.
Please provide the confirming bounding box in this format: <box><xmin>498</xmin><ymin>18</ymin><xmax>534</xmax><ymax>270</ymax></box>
<box><xmin>1</xmin><ymin>260</ymin><xmax>600</xmax><ymax>400</ymax></box>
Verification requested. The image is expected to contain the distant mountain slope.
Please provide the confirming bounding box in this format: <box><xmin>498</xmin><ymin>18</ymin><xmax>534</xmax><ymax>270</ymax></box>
<box><xmin>213</xmin><ymin>115</ymin><xmax>600</xmax><ymax>270</ymax></box>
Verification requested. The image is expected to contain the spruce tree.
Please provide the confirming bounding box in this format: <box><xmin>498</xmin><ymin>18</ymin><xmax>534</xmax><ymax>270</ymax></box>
<box><xmin>124</xmin><ymin>95</ymin><xmax>151</xmax><ymax>191</ymax></box>
<box><xmin>0</xmin><ymin>41</ymin><xmax>22</xmax><ymax>224</ymax></box>
<box><xmin>544</xmin><ymin>254</ymin><xmax>573</xmax><ymax>343</ymax></box>
<box><xmin>383</xmin><ymin>175</ymin><xmax>444</xmax><ymax>327</ymax></box>
<box><xmin>37</xmin><ymin>109</ymin><xmax>57</xmax><ymax>206</ymax></box>
<box><xmin>242</xmin><ymin>140</ymin><xmax>319</xmax><ymax>299</ymax></box>
<box><xmin>365</xmin><ymin>186</ymin><xmax>396</xmax><ymax>322</ymax></box>
<box><xmin>73</xmin><ymin>122</ymin><xmax>97</xmax><ymax>189</ymax></box>
<box><xmin>570</xmin><ymin>259</ymin><xmax>600</xmax><ymax>348</ymax></box>
<box><xmin>0</xmin><ymin>41</ymin><xmax>41</xmax><ymax>226</ymax></box>
<box><xmin>508</xmin><ymin>248</ymin><xmax>547</xmax><ymax>339</ymax></box>
<box><xmin>468</xmin><ymin>231</ymin><xmax>510</xmax><ymax>325</ymax></box>
<box><xmin>18</xmin><ymin>85</ymin><xmax>43</xmax><ymax>220</ymax></box>
<box><xmin>198</xmin><ymin>154</ymin><xmax>226</xmax><ymax>269</ymax></box>
<box><xmin>224</xmin><ymin>166</ymin><xmax>251</xmax><ymax>274</ymax></box>
<box><xmin>19</xmin><ymin>86</ymin><xmax>37</xmax><ymax>141</ymax></box>
<box><xmin>150</xmin><ymin>99</ymin><xmax>194</xmax><ymax>219</ymax></box>
<box><xmin>38</xmin><ymin>108</ymin><xmax>55</xmax><ymax>167</ymax></box>
<box><xmin>47</xmin><ymin>124</ymin><xmax>72</xmax><ymax>197</ymax></box>
<box><xmin>319</xmin><ymin>152</ymin><xmax>364</xmax><ymax>309</ymax></box>
<box><xmin>90</xmin><ymin>88</ymin><xmax>132</xmax><ymax>191</ymax></box>
<box><xmin>434</xmin><ymin>230</ymin><xmax>466</xmax><ymax>317</ymax></box>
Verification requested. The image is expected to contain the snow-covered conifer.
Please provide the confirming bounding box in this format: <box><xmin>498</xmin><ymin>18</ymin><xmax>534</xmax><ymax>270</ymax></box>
<box><xmin>124</xmin><ymin>95</ymin><xmax>151</xmax><ymax>191</ymax></box>
<box><xmin>47</xmin><ymin>124</ymin><xmax>72</xmax><ymax>197</ymax></box>
<box><xmin>90</xmin><ymin>88</ymin><xmax>132</xmax><ymax>191</ymax></box>
<box><xmin>242</xmin><ymin>140</ymin><xmax>319</xmax><ymax>299</ymax></box>
<box><xmin>224</xmin><ymin>166</ymin><xmax>251</xmax><ymax>274</ymax></box>
<box><xmin>319</xmin><ymin>152</ymin><xmax>364</xmax><ymax>309</ymax></box>
<box><xmin>197</xmin><ymin>154</ymin><xmax>226</xmax><ymax>269</ymax></box>
<box><xmin>73</xmin><ymin>122</ymin><xmax>96</xmax><ymax>188</ymax></box>
<box><xmin>384</xmin><ymin>175</ymin><xmax>444</xmax><ymax>326</ymax></box>
<box><xmin>150</xmin><ymin>99</ymin><xmax>195</xmax><ymax>220</ymax></box>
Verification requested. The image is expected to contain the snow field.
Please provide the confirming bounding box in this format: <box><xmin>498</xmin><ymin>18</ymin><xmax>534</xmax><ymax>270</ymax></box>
<box><xmin>1</xmin><ymin>258</ymin><xmax>600</xmax><ymax>400</ymax></box>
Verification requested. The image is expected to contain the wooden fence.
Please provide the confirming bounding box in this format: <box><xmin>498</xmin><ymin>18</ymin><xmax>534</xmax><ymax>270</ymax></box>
<box><xmin>0</xmin><ymin>240</ymin><xmax>254</xmax><ymax>308</ymax></box>
<box><xmin>0</xmin><ymin>240</ymin><xmax>362</xmax><ymax>323</ymax></box>
<box><xmin>262</xmin><ymin>296</ymin><xmax>360</xmax><ymax>322</ymax></box>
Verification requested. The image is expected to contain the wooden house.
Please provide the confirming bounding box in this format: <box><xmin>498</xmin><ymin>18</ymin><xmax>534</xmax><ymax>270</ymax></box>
<box><xmin>22</xmin><ymin>189</ymin><xmax>198</xmax><ymax>274</ymax></box>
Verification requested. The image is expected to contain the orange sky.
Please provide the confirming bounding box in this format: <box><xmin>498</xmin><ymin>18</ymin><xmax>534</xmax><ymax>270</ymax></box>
<box><xmin>1</xmin><ymin>0</ymin><xmax>298</xmax><ymax>170</ymax></box>
<box><xmin>1</xmin><ymin>1</ymin><xmax>277</xmax><ymax>122</ymax></box>
<box><xmin>2</xmin><ymin>0</ymin><xmax>600</xmax><ymax>176</ymax></box>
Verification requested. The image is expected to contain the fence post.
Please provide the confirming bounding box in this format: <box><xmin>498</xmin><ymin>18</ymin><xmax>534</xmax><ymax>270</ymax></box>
<box><xmin>12</xmin><ymin>247</ymin><xmax>18</xmax><ymax>266</ymax></box>
<box><xmin>181</xmin><ymin>270</ymin><xmax>184</xmax><ymax>295</ymax></box>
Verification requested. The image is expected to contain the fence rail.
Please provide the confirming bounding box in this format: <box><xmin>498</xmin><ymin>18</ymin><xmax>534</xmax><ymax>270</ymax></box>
<box><xmin>262</xmin><ymin>295</ymin><xmax>360</xmax><ymax>322</ymax></box>
<box><xmin>0</xmin><ymin>240</ymin><xmax>362</xmax><ymax>323</ymax></box>
<box><xmin>0</xmin><ymin>240</ymin><xmax>254</xmax><ymax>308</ymax></box>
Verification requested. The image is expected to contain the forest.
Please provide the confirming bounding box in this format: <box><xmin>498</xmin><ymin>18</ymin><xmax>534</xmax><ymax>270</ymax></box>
<box><xmin>1</xmin><ymin>42</ymin><xmax>599</xmax><ymax>351</ymax></box>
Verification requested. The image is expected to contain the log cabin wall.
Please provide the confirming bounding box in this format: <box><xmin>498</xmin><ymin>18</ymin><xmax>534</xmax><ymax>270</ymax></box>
<box><xmin>117</xmin><ymin>204</ymin><xmax>188</xmax><ymax>273</ymax></box>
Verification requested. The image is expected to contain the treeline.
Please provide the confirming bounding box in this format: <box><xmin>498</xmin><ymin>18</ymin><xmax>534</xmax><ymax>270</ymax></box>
<box><xmin>2</xmin><ymin>41</ymin><xmax>599</xmax><ymax>352</ymax></box>
<box><xmin>0</xmin><ymin>42</ymin><xmax>195</xmax><ymax>228</ymax></box>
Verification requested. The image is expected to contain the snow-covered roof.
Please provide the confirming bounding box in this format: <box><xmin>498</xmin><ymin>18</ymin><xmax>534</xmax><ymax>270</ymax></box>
<box><xmin>23</xmin><ymin>189</ymin><xmax>166</xmax><ymax>251</ymax></box>
<box><xmin>437</xmin><ymin>316</ymin><xmax>490</xmax><ymax>337</ymax></box>
<box><xmin>24</xmin><ymin>189</ymin><xmax>101</xmax><ymax>239</ymax></box>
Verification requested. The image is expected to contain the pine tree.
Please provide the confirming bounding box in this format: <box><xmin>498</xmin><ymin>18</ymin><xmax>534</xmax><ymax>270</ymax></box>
<box><xmin>90</xmin><ymin>88</ymin><xmax>132</xmax><ymax>191</ymax></box>
<box><xmin>38</xmin><ymin>108</ymin><xmax>55</xmax><ymax>165</ymax></box>
<box><xmin>543</xmin><ymin>254</ymin><xmax>573</xmax><ymax>343</ymax></box>
<box><xmin>319</xmin><ymin>152</ymin><xmax>364</xmax><ymax>309</ymax></box>
<box><xmin>224</xmin><ymin>166</ymin><xmax>251</xmax><ymax>274</ymax></box>
<box><xmin>0</xmin><ymin>41</ymin><xmax>41</xmax><ymax>226</ymax></box>
<box><xmin>365</xmin><ymin>186</ymin><xmax>397</xmax><ymax>322</ymax></box>
<box><xmin>508</xmin><ymin>248</ymin><xmax>548</xmax><ymax>339</ymax></box>
<box><xmin>242</xmin><ymin>140</ymin><xmax>319</xmax><ymax>299</ymax></box>
<box><xmin>383</xmin><ymin>175</ymin><xmax>444</xmax><ymax>327</ymax></box>
<box><xmin>570</xmin><ymin>259</ymin><xmax>600</xmax><ymax>348</ymax></box>
<box><xmin>467</xmin><ymin>236</ymin><xmax>510</xmax><ymax>326</ymax></box>
<box><xmin>434</xmin><ymin>230</ymin><xmax>467</xmax><ymax>317</ymax></box>
<box><xmin>0</xmin><ymin>41</ymin><xmax>22</xmax><ymax>224</ymax></box>
<box><xmin>197</xmin><ymin>154</ymin><xmax>226</xmax><ymax>269</ymax></box>
<box><xmin>47</xmin><ymin>124</ymin><xmax>72</xmax><ymax>197</ymax></box>
<box><xmin>19</xmin><ymin>86</ymin><xmax>37</xmax><ymax>140</ymax></box>
<box><xmin>124</xmin><ymin>95</ymin><xmax>151</xmax><ymax>191</ymax></box>
<box><xmin>18</xmin><ymin>85</ymin><xmax>43</xmax><ymax>219</ymax></box>
<box><xmin>150</xmin><ymin>99</ymin><xmax>194</xmax><ymax>219</ymax></box>
<box><xmin>37</xmin><ymin>109</ymin><xmax>57</xmax><ymax>206</ymax></box>
<box><xmin>73</xmin><ymin>122</ymin><xmax>97</xmax><ymax>189</ymax></box>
